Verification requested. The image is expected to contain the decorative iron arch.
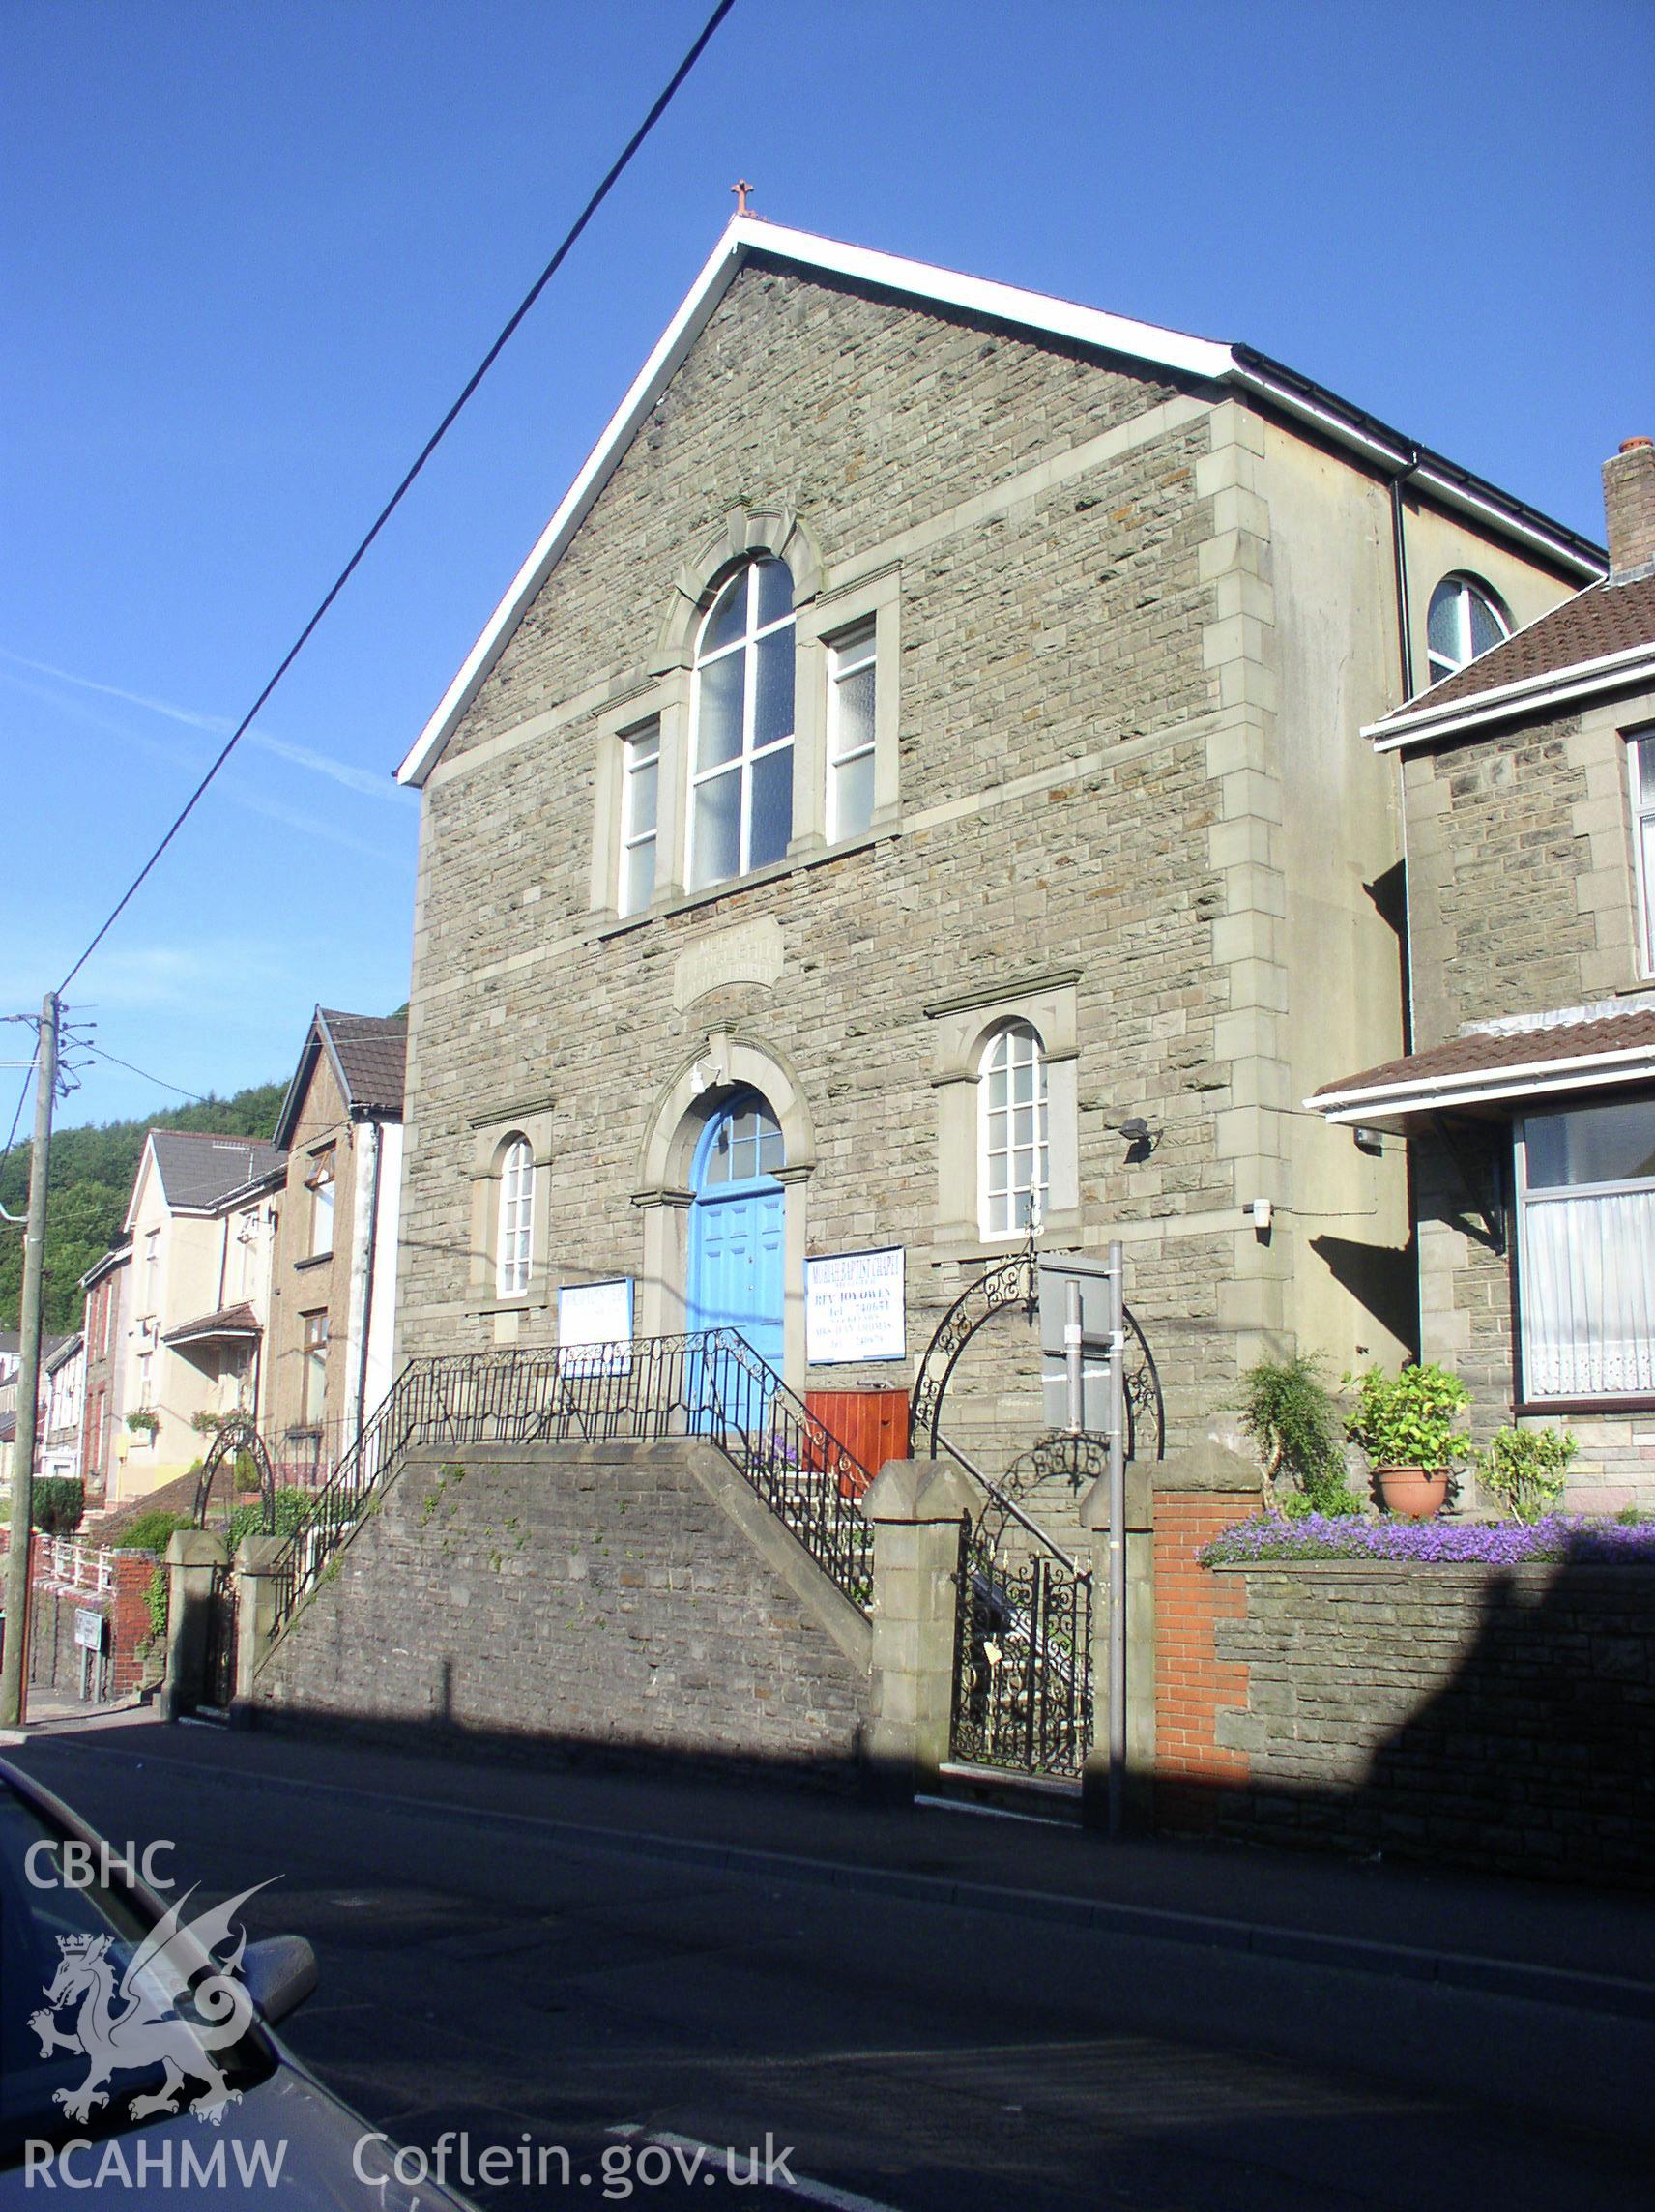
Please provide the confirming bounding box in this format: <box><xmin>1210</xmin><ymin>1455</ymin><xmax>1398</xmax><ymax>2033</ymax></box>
<box><xmin>909</xmin><ymin>1243</ymin><xmax>1164</xmax><ymax>1465</ymax></box>
<box><xmin>191</xmin><ymin>1414</ymin><xmax>278</xmax><ymax>1535</ymax></box>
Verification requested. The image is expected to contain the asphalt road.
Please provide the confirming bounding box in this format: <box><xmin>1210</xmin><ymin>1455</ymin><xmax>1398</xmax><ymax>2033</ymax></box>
<box><xmin>9</xmin><ymin>1724</ymin><xmax>1652</xmax><ymax>2212</ymax></box>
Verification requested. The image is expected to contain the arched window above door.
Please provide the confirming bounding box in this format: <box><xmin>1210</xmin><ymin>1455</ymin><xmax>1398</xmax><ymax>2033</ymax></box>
<box><xmin>695</xmin><ymin>1091</ymin><xmax>785</xmax><ymax>1188</ymax></box>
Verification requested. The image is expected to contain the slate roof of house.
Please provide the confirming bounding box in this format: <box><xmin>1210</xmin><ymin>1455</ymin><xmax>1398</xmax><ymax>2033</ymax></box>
<box><xmin>396</xmin><ymin>216</ymin><xmax>1607</xmax><ymax>789</ymax></box>
<box><xmin>44</xmin><ymin>1333</ymin><xmax>83</xmax><ymax>1373</ymax></box>
<box><xmin>1311</xmin><ymin>1004</ymin><xmax>1655</xmax><ymax>1125</ymax></box>
<box><xmin>272</xmin><ymin>1006</ymin><xmax>407</xmax><ymax>1150</ymax></box>
<box><xmin>0</xmin><ymin>1412</ymin><xmax>14</xmax><ymax>1443</ymax></box>
<box><xmin>148</xmin><ymin>1132</ymin><xmax>287</xmax><ymax>1212</ymax></box>
<box><xmin>162</xmin><ymin>1302</ymin><xmax>262</xmax><ymax>1350</ymax></box>
<box><xmin>320</xmin><ymin>1008</ymin><xmax>407</xmax><ymax>1114</ymax></box>
<box><xmin>1365</xmin><ymin>572</ymin><xmax>1655</xmax><ymax>749</ymax></box>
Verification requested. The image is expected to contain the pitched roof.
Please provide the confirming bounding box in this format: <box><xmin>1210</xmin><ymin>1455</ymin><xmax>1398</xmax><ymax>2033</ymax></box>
<box><xmin>147</xmin><ymin>1131</ymin><xmax>287</xmax><ymax>1212</ymax></box>
<box><xmin>320</xmin><ymin>1007</ymin><xmax>407</xmax><ymax>1114</ymax></box>
<box><xmin>163</xmin><ymin>1302</ymin><xmax>262</xmax><ymax>1350</ymax></box>
<box><xmin>272</xmin><ymin>1006</ymin><xmax>407</xmax><ymax>1150</ymax></box>
<box><xmin>1310</xmin><ymin>1004</ymin><xmax>1655</xmax><ymax>1126</ymax></box>
<box><xmin>1365</xmin><ymin>573</ymin><xmax>1655</xmax><ymax>750</ymax></box>
<box><xmin>396</xmin><ymin>217</ymin><xmax>1606</xmax><ymax>789</ymax></box>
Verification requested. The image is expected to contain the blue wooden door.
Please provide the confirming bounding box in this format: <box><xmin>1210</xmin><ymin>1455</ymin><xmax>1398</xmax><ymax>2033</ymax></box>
<box><xmin>688</xmin><ymin>1092</ymin><xmax>785</xmax><ymax>1373</ymax></box>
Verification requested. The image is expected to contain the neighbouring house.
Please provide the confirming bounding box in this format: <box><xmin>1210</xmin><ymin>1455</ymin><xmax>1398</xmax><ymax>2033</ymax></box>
<box><xmin>0</xmin><ymin>1328</ymin><xmax>73</xmax><ymax>1499</ymax></box>
<box><xmin>39</xmin><ymin>1332</ymin><xmax>84</xmax><ymax>1486</ymax></box>
<box><xmin>265</xmin><ymin>1007</ymin><xmax>406</xmax><ymax>1482</ymax></box>
<box><xmin>111</xmin><ymin>1131</ymin><xmax>284</xmax><ymax>1506</ymax></box>
<box><xmin>78</xmin><ymin>1241</ymin><xmax>130</xmax><ymax>1510</ymax></box>
<box><xmin>1310</xmin><ymin>437</ymin><xmax>1655</xmax><ymax>1509</ymax></box>
<box><xmin>390</xmin><ymin>216</ymin><xmax>1603</xmax><ymax>1469</ymax></box>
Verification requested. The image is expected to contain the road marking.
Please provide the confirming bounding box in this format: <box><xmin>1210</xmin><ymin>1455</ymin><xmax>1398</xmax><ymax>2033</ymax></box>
<box><xmin>608</xmin><ymin>2125</ymin><xmax>912</xmax><ymax>2212</ymax></box>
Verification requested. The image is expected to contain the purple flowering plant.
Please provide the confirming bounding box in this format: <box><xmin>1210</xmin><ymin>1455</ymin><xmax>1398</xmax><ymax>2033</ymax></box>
<box><xmin>1199</xmin><ymin>1510</ymin><xmax>1655</xmax><ymax>1568</ymax></box>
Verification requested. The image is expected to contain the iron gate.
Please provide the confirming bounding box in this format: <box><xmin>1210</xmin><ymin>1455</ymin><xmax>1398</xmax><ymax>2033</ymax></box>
<box><xmin>199</xmin><ymin>1565</ymin><xmax>238</xmax><ymax>1711</ymax></box>
<box><xmin>947</xmin><ymin>1434</ymin><xmax>1101</xmax><ymax>1781</ymax></box>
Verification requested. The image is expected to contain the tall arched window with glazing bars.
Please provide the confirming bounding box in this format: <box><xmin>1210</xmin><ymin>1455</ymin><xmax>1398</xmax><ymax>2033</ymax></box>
<box><xmin>687</xmin><ymin>558</ymin><xmax>795</xmax><ymax>890</ymax></box>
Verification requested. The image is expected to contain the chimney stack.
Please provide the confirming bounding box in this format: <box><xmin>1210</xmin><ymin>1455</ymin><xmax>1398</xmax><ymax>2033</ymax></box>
<box><xmin>1603</xmin><ymin>436</ymin><xmax>1655</xmax><ymax>577</ymax></box>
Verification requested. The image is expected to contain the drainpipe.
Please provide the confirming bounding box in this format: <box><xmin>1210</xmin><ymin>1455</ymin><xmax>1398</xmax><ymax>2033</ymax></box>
<box><xmin>1389</xmin><ymin>451</ymin><xmax>1420</xmax><ymax>1054</ymax></box>
<box><xmin>352</xmin><ymin>1118</ymin><xmax>385</xmax><ymax>1453</ymax></box>
<box><xmin>1389</xmin><ymin>450</ymin><xmax>1420</xmax><ymax>703</ymax></box>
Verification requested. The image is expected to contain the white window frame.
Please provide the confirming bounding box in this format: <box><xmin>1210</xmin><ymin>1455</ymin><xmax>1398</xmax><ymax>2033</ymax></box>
<box><xmin>826</xmin><ymin>619</ymin><xmax>878</xmax><ymax>845</ymax></box>
<box><xmin>686</xmin><ymin>561</ymin><xmax>796</xmax><ymax>890</ymax></box>
<box><xmin>495</xmin><ymin>1136</ymin><xmax>535</xmax><ymax>1300</ymax></box>
<box><xmin>1515</xmin><ymin>1100</ymin><xmax>1655</xmax><ymax>1404</ymax></box>
<box><xmin>306</xmin><ymin>1150</ymin><xmax>335</xmax><ymax>1259</ymax></box>
<box><xmin>977</xmin><ymin>1022</ymin><xmax>1051</xmax><ymax>1239</ymax></box>
<box><xmin>1426</xmin><ymin>573</ymin><xmax>1510</xmax><ymax>684</ymax></box>
<box><xmin>619</xmin><ymin>718</ymin><xmax>661</xmax><ymax>918</ymax></box>
<box><xmin>1630</xmin><ymin>729</ymin><xmax>1655</xmax><ymax>977</ymax></box>
<box><xmin>301</xmin><ymin>1309</ymin><xmax>330</xmax><ymax>1427</ymax></box>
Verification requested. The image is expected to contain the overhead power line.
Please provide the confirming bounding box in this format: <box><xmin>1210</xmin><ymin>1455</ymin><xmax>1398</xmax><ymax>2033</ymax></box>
<box><xmin>55</xmin><ymin>0</ymin><xmax>740</xmax><ymax>998</ymax></box>
<box><xmin>83</xmin><ymin>1043</ymin><xmax>208</xmax><ymax>1102</ymax></box>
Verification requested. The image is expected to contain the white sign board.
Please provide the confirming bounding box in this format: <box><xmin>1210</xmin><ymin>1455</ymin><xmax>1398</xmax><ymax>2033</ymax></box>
<box><xmin>806</xmin><ymin>1247</ymin><xmax>906</xmax><ymax>1365</ymax></box>
<box><xmin>558</xmin><ymin>1279</ymin><xmax>633</xmax><ymax>1373</ymax></box>
<box><xmin>73</xmin><ymin>1608</ymin><xmax>103</xmax><ymax>1652</ymax></box>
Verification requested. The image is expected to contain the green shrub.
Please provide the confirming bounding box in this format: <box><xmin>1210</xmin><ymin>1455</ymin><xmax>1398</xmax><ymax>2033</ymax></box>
<box><xmin>1240</xmin><ymin>1354</ymin><xmax>1361</xmax><ymax>1514</ymax></box>
<box><xmin>110</xmin><ymin>1508</ymin><xmax>193</xmax><ymax>1556</ymax></box>
<box><xmin>144</xmin><ymin>1565</ymin><xmax>168</xmax><ymax>1644</ymax></box>
<box><xmin>32</xmin><ymin>1478</ymin><xmax>85</xmax><ymax>1535</ymax></box>
<box><xmin>1345</xmin><ymin>1363</ymin><xmax>1471</xmax><ymax>1473</ymax></box>
<box><xmin>1481</xmin><ymin>1426</ymin><xmax>1577</xmax><ymax>1524</ymax></box>
<box><xmin>226</xmin><ymin>1487</ymin><xmax>314</xmax><ymax>1550</ymax></box>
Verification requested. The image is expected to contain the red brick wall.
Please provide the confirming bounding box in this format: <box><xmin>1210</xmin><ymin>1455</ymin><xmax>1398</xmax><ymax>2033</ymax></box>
<box><xmin>1152</xmin><ymin>1491</ymin><xmax>1254</xmax><ymax>1832</ymax></box>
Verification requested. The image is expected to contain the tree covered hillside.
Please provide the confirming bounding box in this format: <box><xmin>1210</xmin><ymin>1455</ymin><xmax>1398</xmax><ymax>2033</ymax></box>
<box><xmin>0</xmin><ymin>1082</ymin><xmax>286</xmax><ymax>1334</ymax></box>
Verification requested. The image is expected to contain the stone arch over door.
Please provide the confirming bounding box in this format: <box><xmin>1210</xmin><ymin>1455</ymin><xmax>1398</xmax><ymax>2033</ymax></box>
<box><xmin>632</xmin><ymin>1031</ymin><xmax>816</xmax><ymax>1383</ymax></box>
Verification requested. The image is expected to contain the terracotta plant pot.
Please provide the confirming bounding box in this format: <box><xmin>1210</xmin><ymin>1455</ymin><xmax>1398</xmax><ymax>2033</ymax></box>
<box><xmin>1375</xmin><ymin>1465</ymin><xmax>1449</xmax><ymax>1520</ymax></box>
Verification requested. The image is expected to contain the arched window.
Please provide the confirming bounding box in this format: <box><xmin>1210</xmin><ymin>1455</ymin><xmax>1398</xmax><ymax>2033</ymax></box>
<box><xmin>1427</xmin><ymin>574</ymin><xmax>1509</xmax><ymax>684</ymax></box>
<box><xmin>695</xmin><ymin>1091</ymin><xmax>785</xmax><ymax>1188</ymax></box>
<box><xmin>495</xmin><ymin>1137</ymin><xmax>534</xmax><ymax>1298</ymax></box>
<box><xmin>979</xmin><ymin>1023</ymin><xmax>1049</xmax><ymax>1237</ymax></box>
<box><xmin>687</xmin><ymin>558</ymin><xmax>795</xmax><ymax>890</ymax></box>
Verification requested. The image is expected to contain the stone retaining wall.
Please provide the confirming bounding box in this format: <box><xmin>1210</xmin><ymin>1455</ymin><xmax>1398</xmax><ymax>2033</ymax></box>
<box><xmin>1153</xmin><ymin>1524</ymin><xmax>1655</xmax><ymax>1884</ymax></box>
<box><xmin>251</xmin><ymin>1441</ymin><xmax>871</xmax><ymax>1777</ymax></box>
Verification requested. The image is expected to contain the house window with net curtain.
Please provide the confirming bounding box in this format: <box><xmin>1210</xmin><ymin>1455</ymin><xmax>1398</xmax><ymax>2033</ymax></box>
<box><xmin>1517</xmin><ymin>1096</ymin><xmax>1655</xmax><ymax>1400</ymax></box>
<box><xmin>496</xmin><ymin>1137</ymin><xmax>534</xmax><ymax>1299</ymax></box>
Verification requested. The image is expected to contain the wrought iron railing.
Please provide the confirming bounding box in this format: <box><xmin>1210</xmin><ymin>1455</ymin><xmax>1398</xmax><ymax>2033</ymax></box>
<box><xmin>265</xmin><ymin>1331</ymin><xmax>878</xmax><ymax>1642</ymax></box>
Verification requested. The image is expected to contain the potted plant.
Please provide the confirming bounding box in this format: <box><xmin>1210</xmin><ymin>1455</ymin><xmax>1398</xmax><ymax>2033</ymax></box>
<box><xmin>125</xmin><ymin>1409</ymin><xmax>160</xmax><ymax>1441</ymax></box>
<box><xmin>1480</xmin><ymin>1424</ymin><xmax>1577</xmax><ymax>1524</ymax></box>
<box><xmin>1345</xmin><ymin>1362</ymin><xmax>1471</xmax><ymax>1519</ymax></box>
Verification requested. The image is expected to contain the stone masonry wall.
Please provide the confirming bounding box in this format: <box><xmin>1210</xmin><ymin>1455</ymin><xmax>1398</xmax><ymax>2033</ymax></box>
<box><xmin>1404</xmin><ymin>713</ymin><xmax>1594</xmax><ymax>1052</ymax></box>
<box><xmin>252</xmin><ymin>1441</ymin><xmax>870</xmax><ymax>1773</ymax></box>
<box><xmin>1156</xmin><ymin>1555</ymin><xmax>1655</xmax><ymax>1886</ymax></box>
<box><xmin>400</xmin><ymin>263</ymin><xmax>1242</xmax><ymax>1460</ymax></box>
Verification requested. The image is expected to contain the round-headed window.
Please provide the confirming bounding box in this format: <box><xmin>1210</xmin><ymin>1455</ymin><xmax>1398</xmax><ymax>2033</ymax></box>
<box><xmin>1427</xmin><ymin>574</ymin><xmax>1510</xmax><ymax>684</ymax></box>
<box><xmin>979</xmin><ymin>1022</ymin><xmax>1049</xmax><ymax>1237</ymax></box>
<box><xmin>688</xmin><ymin>559</ymin><xmax>796</xmax><ymax>890</ymax></box>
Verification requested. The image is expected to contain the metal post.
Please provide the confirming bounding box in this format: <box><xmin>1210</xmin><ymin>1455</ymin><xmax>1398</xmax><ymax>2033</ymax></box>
<box><xmin>1063</xmin><ymin>1277</ymin><xmax>1084</xmax><ymax>1435</ymax></box>
<box><xmin>0</xmin><ymin>992</ymin><xmax>60</xmax><ymax>1729</ymax></box>
<box><xmin>1106</xmin><ymin>1237</ymin><xmax>1126</xmax><ymax>1838</ymax></box>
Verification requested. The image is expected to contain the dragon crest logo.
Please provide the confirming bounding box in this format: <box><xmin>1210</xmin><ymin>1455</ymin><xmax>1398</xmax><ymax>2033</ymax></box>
<box><xmin>29</xmin><ymin>1881</ymin><xmax>270</xmax><ymax>2127</ymax></box>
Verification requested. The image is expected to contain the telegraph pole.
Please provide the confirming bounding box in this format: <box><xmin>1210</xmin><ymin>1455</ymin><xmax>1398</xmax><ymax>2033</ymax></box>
<box><xmin>0</xmin><ymin>993</ymin><xmax>60</xmax><ymax>1728</ymax></box>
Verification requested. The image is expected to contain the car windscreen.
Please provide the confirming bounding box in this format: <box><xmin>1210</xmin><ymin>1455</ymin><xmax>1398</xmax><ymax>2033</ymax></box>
<box><xmin>0</xmin><ymin>1784</ymin><xmax>276</xmax><ymax>2167</ymax></box>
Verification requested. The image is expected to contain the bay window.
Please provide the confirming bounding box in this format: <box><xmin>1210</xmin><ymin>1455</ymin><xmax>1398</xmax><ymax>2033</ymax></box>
<box><xmin>1518</xmin><ymin>1095</ymin><xmax>1655</xmax><ymax>1401</ymax></box>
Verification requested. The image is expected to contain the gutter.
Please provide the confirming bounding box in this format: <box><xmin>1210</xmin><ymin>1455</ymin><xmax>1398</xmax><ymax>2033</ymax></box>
<box><xmin>352</xmin><ymin>1117</ymin><xmax>386</xmax><ymax>1453</ymax></box>
<box><xmin>1364</xmin><ymin>639</ymin><xmax>1655</xmax><ymax>752</ymax></box>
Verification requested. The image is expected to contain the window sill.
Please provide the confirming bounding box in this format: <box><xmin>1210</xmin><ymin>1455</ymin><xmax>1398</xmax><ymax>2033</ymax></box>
<box><xmin>469</xmin><ymin>1293</ymin><xmax>547</xmax><ymax>1318</ymax></box>
<box><xmin>1514</xmin><ymin>1395</ymin><xmax>1655</xmax><ymax>1417</ymax></box>
<box><xmin>590</xmin><ymin>827</ymin><xmax>893</xmax><ymax>943</ymax></box>
<box><xmin>293</xmin><ymin>1251</ymin><xmax>334</xmax><ymax>1273</ymax></box>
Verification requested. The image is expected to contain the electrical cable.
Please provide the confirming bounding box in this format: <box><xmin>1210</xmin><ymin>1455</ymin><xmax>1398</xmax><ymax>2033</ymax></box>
<box><xmin>83</xmin><ymin>1044</ymin><xmax>207</xmax><ymax>1102</ymax></box>
<box><xmin>54</xmin><ymin>0</ymin><xmax>740</xmax><ymax>998</ymax></box>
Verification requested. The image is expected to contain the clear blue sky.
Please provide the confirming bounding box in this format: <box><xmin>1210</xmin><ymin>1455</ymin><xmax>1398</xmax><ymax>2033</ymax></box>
<box><xmin>5</xmin><ymin>0</ymin><xmax>1652</xmax><ymax>1131</ymax></box>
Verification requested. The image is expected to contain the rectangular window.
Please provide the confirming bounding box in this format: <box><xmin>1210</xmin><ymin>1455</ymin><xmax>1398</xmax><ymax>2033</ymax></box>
<box><xmin>301</xmin><ymin>1311</ymin><xmax>330</xmax><ymax>1426</ymax></box>
<box><xmin>1518</xmin><ymin>1096</ymin><xmax>1655</xmax><ymax>1400</ymax></box>
<box><xmin>1631</xmin><ymin>732</ymin><xmax>1655</xmax><ymax>975</ymax></box>
<box><xmin>827</xmin><ymin>620</ymin><xmax>877</xmax><ymax>843</ymax></box>
<box><xmin>307</xmin><ymin>1151</ymin><xmax>335</xmax><ymax>1258</ymax></box>
<box><xmin>620</xmin><ymin>721</ymin><xmax>660</xmax><ymax>917</ymax></box>
<box><xmin>137</xmin><ymin>1352</ymin><xmax>153</xmax><ymax>1411</ymax></box>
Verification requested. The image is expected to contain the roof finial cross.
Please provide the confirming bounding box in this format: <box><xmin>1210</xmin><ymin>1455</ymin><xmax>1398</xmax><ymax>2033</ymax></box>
<box><xmin>731</xmin><ymin>178</ymin><xmax>755</xmax><ymax>217</ymax></box>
